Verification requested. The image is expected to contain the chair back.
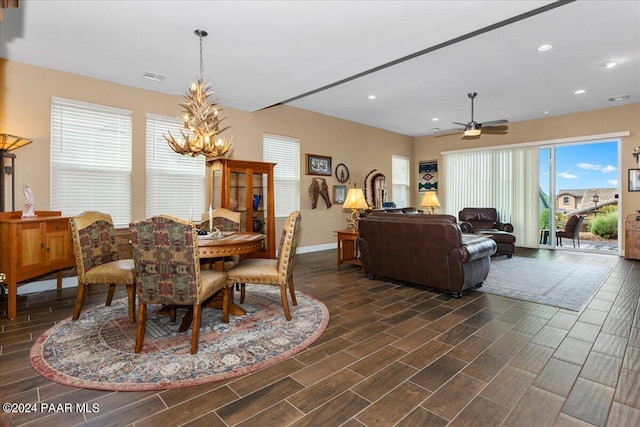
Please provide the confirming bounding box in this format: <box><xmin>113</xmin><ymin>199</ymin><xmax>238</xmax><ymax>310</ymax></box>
<box><xmin>70</xmin><ymin>211</ymin><xmax>118</xmax><ymax>282</ymax></box>
<box><xmin>276</xmin><ymin>211</ymin><xmax>301</xmax><ymax>283</ymax></box>
<box><xmin>129</xmin><ymin>215</ymin><xmax>200</xmax><ymax>305</ymax></box>
<box><xmin>201</xmin><ymin>208</ymin><xmax>241</xmax><ymax>232</ymax></box>
<box><xmin>564</xmin><ymin>215</ymin><xmax>581</xmax><ymax>232</ymax></box>
<box><xmin>572</xmin><ymin>215</ymin><xmax>586</xmax><ymax>236</ymax></box>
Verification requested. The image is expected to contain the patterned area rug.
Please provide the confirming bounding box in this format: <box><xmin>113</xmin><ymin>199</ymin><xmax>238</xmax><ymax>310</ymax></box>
<box><xmin>30</xmin><ymin>287</ymin><xmax>329</xmax><ymax>391</ymax></box>
<box><xmin>477</xmin><ymin>256</ymin><xmax>612</xmax><ymax>311</ymax></box>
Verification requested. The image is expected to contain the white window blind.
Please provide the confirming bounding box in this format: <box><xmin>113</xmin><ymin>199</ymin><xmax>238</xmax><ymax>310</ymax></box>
<box><xmin>442</xmin><ymin>146</ymin><xmax>539</xmax><ymax>247</ymax></box>
<box><xmin>263</xmin><ymin>134</ymin><xmax>299</xmax><ymax>217</ymax></box>
<box><xmin>146</xmin><ymin>113</ymin><xmax>205</xmax><ymax>220</ymax></box>
<box><xmin>392</xmin><ymin>155</ymin><xmax>410</xmax><ymax>208</ymax></box>
<box><xmin>50</xmin><ymin>97</ymin><xmax>132</xmax><ymax>228</ymax></box>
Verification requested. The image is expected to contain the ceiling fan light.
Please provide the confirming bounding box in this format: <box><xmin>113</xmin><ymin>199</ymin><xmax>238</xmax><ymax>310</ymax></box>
<box><xmin>464</xmin><ymin>128</ymin><xmax>481</xmax><ymax>137</ymax></box>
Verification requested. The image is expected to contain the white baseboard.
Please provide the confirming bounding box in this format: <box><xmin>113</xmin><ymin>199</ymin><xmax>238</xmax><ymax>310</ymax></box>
<box><xmin>297</xmin><ymin>243</ymin><xmax>336</xmax><ymax>254</ymax></box>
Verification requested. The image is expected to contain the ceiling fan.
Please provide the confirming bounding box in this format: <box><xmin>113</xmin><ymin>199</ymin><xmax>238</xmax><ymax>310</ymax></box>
<box><xmin>436</xmin><ymin>92</ymin><xmax>508</xmax><ymax>138</ymax></box>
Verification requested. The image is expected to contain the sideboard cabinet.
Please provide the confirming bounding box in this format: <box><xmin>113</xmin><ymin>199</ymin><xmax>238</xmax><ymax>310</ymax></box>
<box><xmin>624</xmin><ymin>214</ymin><xmax>640</xmax><ymax>260</ymax></box>
<box><xmin>0</xmin><ymin>211</ymin><xmax>75</xmax><ymax>319</ymax></box>
<box><xmin>207</xmin><ymin>159</ymin><xmax>276</xmax><ymax>259</ymax></box>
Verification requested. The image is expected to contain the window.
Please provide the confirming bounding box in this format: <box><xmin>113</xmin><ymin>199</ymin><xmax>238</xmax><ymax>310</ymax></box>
<box><xmin>263</xmin><ymin>134</ymin><xmax>299</xmax><ymax>217</ymax></box>
<box><xmin>392</xmin><ymin>155</ymin><xmax>410</xmax><ymax>208</ymax></box>
<box><xmin>50</xmin><ymin>97</ymin><xmax>132</xmax><ymax>227</ymax></box>
<box><xmin>145</xmin><ymin>113</ymin><xmax>205</xmax><ymax>220</ymax></box>
<box><xmin>563</xmin><ymin>196</ymin><xmax>570</xmax><ymax>204</ymax></box>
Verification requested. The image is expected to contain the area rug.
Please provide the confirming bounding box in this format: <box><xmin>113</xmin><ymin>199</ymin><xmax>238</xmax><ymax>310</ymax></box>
<box><xmin>477</xmin><ymin>256</ymin><xmax>612</xmax><ymax>311</ymax></box>
<box><xmin>30</xmin><ymin>287</ymin><xmax>329</xmax><ymax>391</ymax></box>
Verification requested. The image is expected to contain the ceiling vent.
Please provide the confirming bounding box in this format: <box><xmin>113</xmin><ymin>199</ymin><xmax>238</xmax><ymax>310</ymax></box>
<box><xmin>143</xmin><ymin>72</ymin><xmax>166</xmax><ymax>82</ymax></box>
<box><xmin>608</xmin><ymin>94</ymin><xmax>630</xmax><ymax>102</ymax></box>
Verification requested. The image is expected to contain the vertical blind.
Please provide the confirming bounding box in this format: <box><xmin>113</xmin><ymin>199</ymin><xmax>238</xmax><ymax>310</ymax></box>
<box><xmin>392</xmin><ymin>155</ymin><xmax>410</xmax><ymax>208</ymax></box>
<box><xmin>263</xmin><ymin>133</ymin><xmax>300</xmax><ymax>217</ymax></box>
<box><xmin>145</xmin><ymin>113</ymin><xmax>205</xmax><ymax>220</ymax></box>
<box><xmin>442</xmin><ymin>146</ymin><xmax>540</xmax><ymax>247</ymax></box>
<box><xmin>50</xmin><ymin>97</ymin><xmax>132</xmax><ymax>227</ymax></box>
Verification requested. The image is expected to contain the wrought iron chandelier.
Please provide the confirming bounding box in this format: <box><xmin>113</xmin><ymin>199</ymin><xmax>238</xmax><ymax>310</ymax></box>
<box><xmin>164</xmin><ymin>29</ymin><xmax>233</xmax><ymax>158</ymax></box>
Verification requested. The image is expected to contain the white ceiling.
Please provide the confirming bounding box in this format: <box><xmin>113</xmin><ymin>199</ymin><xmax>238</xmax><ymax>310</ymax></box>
<box><xmin>1</xmin><ymin>0</ymin><xmax>639</xmax><ymax>137</ymax></box>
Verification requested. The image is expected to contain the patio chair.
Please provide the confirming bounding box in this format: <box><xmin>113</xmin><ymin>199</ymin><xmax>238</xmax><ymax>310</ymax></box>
<box><xmin>556</xmin><ymin>214</ymin><xmax>585</xmax><ymax>248</ymax></box>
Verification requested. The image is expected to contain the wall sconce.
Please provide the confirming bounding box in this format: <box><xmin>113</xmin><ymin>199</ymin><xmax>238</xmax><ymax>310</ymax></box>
<box><xmin>342</xmin><ymin>185</ymin><xmax>368</xmax><ymax>230</ymax></box>
<box><xmin>420</xmin><ymin>191</ymin><xmax>440</xmax><ymax>214</ymax></box>
<box><xmin>1</xmin><ymin>134</ymin><xmax>33</xmax><ymax>212</ymax></box>
<box><xmin>633</xmin><ymin>147</ymin><xmax>640</xmax><ymax>167</ymax></box>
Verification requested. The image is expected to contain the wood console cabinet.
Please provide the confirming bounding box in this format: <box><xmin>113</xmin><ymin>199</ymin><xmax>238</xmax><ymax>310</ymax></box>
<box><xmin>0</xmin><ymin>211</ymin><xmax>75</xmax><ymax>319</ymax></box>
<box><xmin>207</xmin><ymin>159</ymin><xmax>276</xmax><ymax>259</ymax></box>
<box><xmin>624</xmin><ymin>214</ymin><xmax>640</xmax><ymax>260</ymax></box>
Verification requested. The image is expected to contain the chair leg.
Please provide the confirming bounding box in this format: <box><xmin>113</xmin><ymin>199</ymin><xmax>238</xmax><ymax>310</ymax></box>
<box><xmin>72</xmin><ymin>283</ymin><xmax>86</xmax><ymax>320</ymax></box>
<box><xmin>279</xmin><ymin>284</ymin><xmax>292</xmax><ymax>321</ymax></box>
<box><xmin>240</xmin><ymin>283</ymin><xmax>246</xmax><ymax>303</ymax></box>
<box><xmin>106</xmin><ymin>283</ymin><xmax>116</xmax><ymax>306</ymax></box>
<box><xmin>288</xmin><ymin>278</ymin><xmax>297</xmax><ymax>306</ymax></box>
<box><xmin>135</xmin><ymin>303</ymin><xmax>147</xmax><ymax>353</ymax></box>
<box><xmin>191</xmin><ymin>304</ymin><xmax>201</xmax><ymax>354</ymax></box>
<box><xmin>221</xmin><ymin>285</ymin><xmax>230</xmax><ymax>323</ymax></box>
<box><xmin>170</xmin><ymin>305</ymin><xmax>177</xmax><ymax>322</ymax></box>
<box><xmin>126</xmin><ymin>283</ymin><xmax>136</xmax><ymax>324</ymax></box>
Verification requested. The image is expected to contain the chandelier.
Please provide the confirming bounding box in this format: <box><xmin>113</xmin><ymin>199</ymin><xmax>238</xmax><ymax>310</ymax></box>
<box><xmin>164</xmin><ymin>29</ymin><xmax>233</xmax><ymax>158</ymax></box>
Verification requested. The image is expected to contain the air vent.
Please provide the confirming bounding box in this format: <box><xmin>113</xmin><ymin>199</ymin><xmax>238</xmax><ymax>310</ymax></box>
<box><xmin>143</xmin><ymin>72</ymin><xmax>167</xmax><ymax>82</ymax></box>
<box><xmin>608</xmin><ymin>94</ymin><xmax>630</xmax><ymax>102</ymax></box>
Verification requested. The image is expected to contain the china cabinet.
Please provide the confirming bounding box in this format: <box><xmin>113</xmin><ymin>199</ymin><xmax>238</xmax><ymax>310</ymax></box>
<box><xmin>207</xmin><ymin>159</ymin><xmax>276</xmax><ymax>258</ymax></box>
<box><xmin>0</xmin><ymin>211</ymin><xmax>75</xmax><ymax>319</ymax></box>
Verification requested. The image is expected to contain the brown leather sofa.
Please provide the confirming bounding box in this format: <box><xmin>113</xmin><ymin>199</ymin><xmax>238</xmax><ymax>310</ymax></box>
<box><xmin>458</xmin><ymin>207</ymin><xmax>516</xmax><ymax>258</ymax></box>
<box><xmin>357</xmin><ymin>213</ymin><xmax>497</xmax><ymax>298</ymax></box>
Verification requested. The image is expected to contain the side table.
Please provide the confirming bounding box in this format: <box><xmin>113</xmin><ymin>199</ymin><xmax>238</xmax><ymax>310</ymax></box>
<box><xmin>336</xmin><ymin>229</ymin><xmax>361</xmax><ymax>269</ymax></box>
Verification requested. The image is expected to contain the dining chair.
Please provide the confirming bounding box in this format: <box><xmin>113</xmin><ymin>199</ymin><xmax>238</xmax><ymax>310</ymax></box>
<box><xmin>201</xmin><ymin>208</ymin><xmax>242</xmax><ymax>270</ymax></box>
<box><xmin>227</xmin><ymin>211</ymin><xmax>301</xmax><ymax>320</ymax></box>
<box><xmin>70</xmin><ymin>211</ymin><xmax>136</xmax><ymax>323</ymax></box>
<box><xmin>129</xmin><ymin>215</ymin><xmax>230</xmax><ymax>354</ymax></box>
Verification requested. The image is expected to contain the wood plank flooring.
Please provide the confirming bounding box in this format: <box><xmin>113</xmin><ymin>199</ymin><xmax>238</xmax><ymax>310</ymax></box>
<box><xmin>1</xmin><ymin>248</ymin><xmax>639</xmax><ymax>426</ymax></box>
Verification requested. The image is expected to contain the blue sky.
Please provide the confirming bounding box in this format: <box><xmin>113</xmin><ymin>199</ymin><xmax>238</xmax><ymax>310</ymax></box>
<box><xmin>539</xmin><ymin>140</ymin><xmax>618</xmax><ymax>192</ymax></box>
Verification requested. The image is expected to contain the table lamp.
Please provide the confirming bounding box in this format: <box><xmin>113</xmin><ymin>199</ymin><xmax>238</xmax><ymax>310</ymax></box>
<box><xmin>420</xmin><ymin>191</ymin><xmax>440</xmax><ymax>214</ymax></box>
<box><xmin>1</xmin><ymin>134</ymin><xmax>33</xmax><ymax>212</ymax></box>
<box><xmin>342</xmin><ymin>186</ymin><xmax>368</xmax><ymax>230</ymax></box>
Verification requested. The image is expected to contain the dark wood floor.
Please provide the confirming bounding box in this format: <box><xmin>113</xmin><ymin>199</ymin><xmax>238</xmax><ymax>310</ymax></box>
<box><xmin>1</xmin><ymin>248</ymin><xmax>639</xmax><ymax>426</ymax></box>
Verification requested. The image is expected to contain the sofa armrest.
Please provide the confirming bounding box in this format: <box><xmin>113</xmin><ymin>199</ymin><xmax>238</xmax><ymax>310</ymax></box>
<box><xmin>459</xmin><ymin>221</ymin><xmax>474</xmax><ymax>233</ymax></box>
<box><xmin>496</xmin><ymin>222</ymin><xmax>514</xmax><ymax>232</ymax></box>
<box><xmin>461</xmin><ymin>238</ymin><xmax>497</xmax><ymax>262</ymax></box>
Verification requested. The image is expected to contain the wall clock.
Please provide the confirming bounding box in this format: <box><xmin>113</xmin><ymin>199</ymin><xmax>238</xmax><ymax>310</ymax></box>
<box><xmin>335</xmin><ymin>163</ymin><xmax>349</xmax><ymax>183</ymax></box>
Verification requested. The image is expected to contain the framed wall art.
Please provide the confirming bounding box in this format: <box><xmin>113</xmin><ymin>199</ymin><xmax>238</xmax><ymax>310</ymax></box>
<box><xmin>333</xmin><ymin>185</ymin><xmax>347</xmax><ymax>204</ymax></box>
<box><xmin>335</xmin><ymin>163</ymin><xmax>349</xmax><ymax>183</ymax></box>
<box><xmin>629</xmin><ymin>169</ymin><xmax>640</xmax><ymax>192</ymax></box>
<box><xmin>418</xmin><ymin>160</ymin><xmax>438</xmax><ymax>192</ymax></box>
<box><xmin>306</xmin><ymin>154</ymin><xmax>332</xmax><ymax>176</ymax></box>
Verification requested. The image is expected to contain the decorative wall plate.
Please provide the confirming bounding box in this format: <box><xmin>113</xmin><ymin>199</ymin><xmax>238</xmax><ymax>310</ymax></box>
<box><xmin>335</xmin><ymin>163</ymin><xmax>349</xmax><ymax>183</ymax></box>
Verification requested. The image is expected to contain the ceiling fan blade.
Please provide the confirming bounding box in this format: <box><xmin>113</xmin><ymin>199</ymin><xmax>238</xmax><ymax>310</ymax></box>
<box><xmin>434</xmin><ymin>128</ymin><xmax>464</xmax><ymax>136</ymax></box>
<box><xmin>452</xmin><ymin>122</ymin><xmax>469</xmax><ymax>128</ymax></box>
<box><xmin>480</xmin><ymin>119</ymin><xmax>508</xmax><ymax>127</ymax></box>
<box><xmin>482</xmin><ymin>125</ymin><xmax>509</xmax><ymax>131</ymax></box>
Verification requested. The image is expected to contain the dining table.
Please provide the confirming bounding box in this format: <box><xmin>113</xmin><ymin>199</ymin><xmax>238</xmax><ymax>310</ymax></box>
<box><xmin>176</xmin><ymin>231</ymin><xmax>266</xmax><ymax>332</ymax></box>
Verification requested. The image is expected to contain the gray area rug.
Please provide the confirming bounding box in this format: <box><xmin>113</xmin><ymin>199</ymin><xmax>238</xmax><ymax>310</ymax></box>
<box><xmin>477</xmin><ymin>256</ymin><xmax>612</xmax><ymax>311</ymax></box>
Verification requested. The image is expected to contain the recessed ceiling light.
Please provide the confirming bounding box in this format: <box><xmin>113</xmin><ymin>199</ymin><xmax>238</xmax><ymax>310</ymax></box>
<box><xmin>543</xmin><ymin>111</ymin><xmax>550</xmax><ymax>116</ymax></box>
<box><xmin>432</xmin><ymin>127</ymin><xmax>440</xmax><ymax>132</ymax></box>
<box><xmin>574</xmin><ymin>89</ymin><xmax>586</xmax><ymax>95</ymax></box>
<box><xmin>537</xmin><ymin>44</ymin><xmax>553</xmax><ymax>52</ymax></box>
<box><xmin>367</xmin><ymin>95</ymin><xmax>377</xmax><ymax>100</ymax></box>
<box><xmin>604</xmin><ymin>60</ymin><xmax>618</xmax><ymax>69</ymax></box>
<box><xmin>432</xmin><ymin>118</ymin><xmax>439</xmax><ymax>122</ymax></box>
<box><xmin>143</xmin><ymin>71</ymin><xmax>166</xmax><ymax>82</ymax></box>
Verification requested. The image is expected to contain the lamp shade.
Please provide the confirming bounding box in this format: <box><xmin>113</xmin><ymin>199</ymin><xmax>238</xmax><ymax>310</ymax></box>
<box><xmin>420</xmin><ymin>191</ymin><xmax>440</xmax><ymax>208</ymax></box>
<box><xmin>342</xmin><ymin>188</ymin><xmax>368</xmax><ymax>210</ymax></box>
<box><xmin>0</xmin><ymin>134</ymin><xmax>33</xmax><ymax>151</ymax></box>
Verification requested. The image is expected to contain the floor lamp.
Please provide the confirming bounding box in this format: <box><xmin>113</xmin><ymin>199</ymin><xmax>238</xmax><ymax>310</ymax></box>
<box><xmin>1</xmin><ymin>134</ymin><xmax>33</xmax><ymax>212</ymax></box>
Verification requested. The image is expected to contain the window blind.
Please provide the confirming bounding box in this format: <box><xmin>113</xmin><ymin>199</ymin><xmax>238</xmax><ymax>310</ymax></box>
<box><xmin>145</xmin><ymin>113</ymin><xmax>205</xmax><ymax>220</ymax></box>
<box><xmin>50</xmin><ymin>97</ymin><xmax>132</xmax><ymax>228</ymax></box>
<box><xmin>263</xmin><ymin>134</ymin><xmax>300</xmax><ymax>217</ymax></box>
<box><xmin>392</xmin><ymin>155</ymin><xmax>410</xmax><ymax>208</ymax></box>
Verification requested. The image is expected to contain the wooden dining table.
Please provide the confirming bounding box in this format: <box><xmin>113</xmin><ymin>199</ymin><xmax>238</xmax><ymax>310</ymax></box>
<box><xmin>176</xmin><ymin>231</ymin><xmax>265</xmax><ymax>332</ymax></box>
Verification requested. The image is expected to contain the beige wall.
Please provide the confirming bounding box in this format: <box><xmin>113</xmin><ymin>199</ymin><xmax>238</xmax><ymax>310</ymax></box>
<box><xmin>414</xmin><ymin>103</ymin><xmax>640</xmax><ymax>240</ymax></box>
<box><xmin>0</xmin><ymin>59</ymin><xmax>413</xmax><ymax>249</ymax></box>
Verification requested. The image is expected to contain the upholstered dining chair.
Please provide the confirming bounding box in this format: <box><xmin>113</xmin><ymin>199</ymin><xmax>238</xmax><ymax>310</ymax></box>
<box><xmin>556</xmin><ymin>214</ymin><xmax>585</xmax><ymax>248</ymax></box>
<box><xmin>201</xmin><ymin>208</ymin><xmax>242</xmax><ymax>270</ymax></box>
<box><xmin>227</xmin><ymin>211</ymin><xmax>301</xmax><ymax>320</ymax></box>
<box><xmin>129</xmin><ymin>215</ymin><xmax>230</xmax><ymax>354</ymax></box>
<box><xmin>70</xmin><ymin>211</ymin><xmax>136</xmax><ymax>323</ymax></box>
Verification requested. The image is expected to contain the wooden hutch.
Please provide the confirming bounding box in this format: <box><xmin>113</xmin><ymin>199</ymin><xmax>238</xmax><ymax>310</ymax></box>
<box><xmin>207</xmin><ymin>159</ymin><xmax>276</xmax><ymax>259</ymax></box>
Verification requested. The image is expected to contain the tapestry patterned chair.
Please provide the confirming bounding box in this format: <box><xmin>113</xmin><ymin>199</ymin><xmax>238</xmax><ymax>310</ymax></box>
<box><xmin>129</xmin><ymin>215</ymin><xmax>230</xmax><ymax>354</ymax></box>
<box><xmin>201</xmin><ymin>208</ymin><xmax>242</xmax><ymax>271</ymax></box>
<box><xmin>227</xmin><ymin>211</ymin><xmax>301</xmax><ymax>320</ymax></box>
<box><xmin>70</xmin><ymin>211</ymin><xmax>136</xmax><ymax>323</ymax></box>
<box><xmin>556</xmin><ymin>214</ymin><xmax>585</xmax><ymax>248</ymax></box>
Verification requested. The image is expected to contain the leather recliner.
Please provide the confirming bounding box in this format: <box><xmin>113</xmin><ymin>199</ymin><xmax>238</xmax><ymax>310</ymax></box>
<box><xmin>458</xmin><ymin>207</ymin><xmax>516</xmax><ymax>258</ymax></box>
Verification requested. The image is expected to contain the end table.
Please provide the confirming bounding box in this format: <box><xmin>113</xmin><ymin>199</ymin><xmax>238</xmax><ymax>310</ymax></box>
<box><xmin>336</xmin><ymin>229</ymin><xmax>361</xmax><ymax>269</ymax></box>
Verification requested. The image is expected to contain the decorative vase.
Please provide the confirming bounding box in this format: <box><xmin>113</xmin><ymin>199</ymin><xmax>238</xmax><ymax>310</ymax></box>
<box><xmin>252</xmin><ymin>194</ymin><xmax>262</xmax><ymax>211</ymax></box>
